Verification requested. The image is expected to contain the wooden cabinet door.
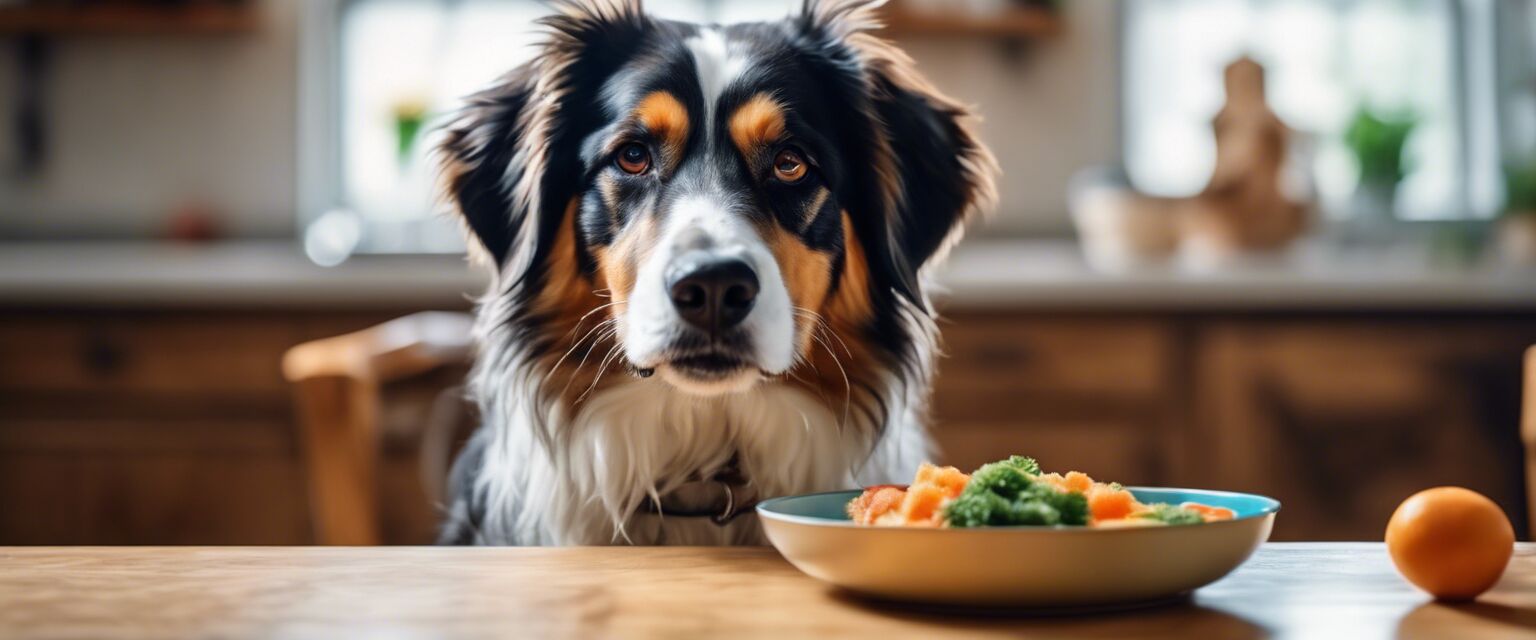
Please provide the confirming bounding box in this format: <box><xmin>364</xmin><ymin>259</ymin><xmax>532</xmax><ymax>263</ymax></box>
<box><xmin>1196</xmin><ymin>320</ymin><xmax>1535</xmax><ymax>541</ymax></box>
<box><xmin>0</xmin><ymin>309</ymin><xmax>410</xmax><ymax>545</ymax></box>
<box><xmin>929</xmin><ymin>315</ymin><xmax>1179</xmax><ymax>485</ymax></box>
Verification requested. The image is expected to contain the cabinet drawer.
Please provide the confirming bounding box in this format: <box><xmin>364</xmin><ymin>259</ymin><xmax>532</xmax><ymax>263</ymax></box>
<box><xmin>933</xmin><ymin>317</ymin><xmax>1173</xmax><ymax>418</ymax></box>
<box><xmin>933</xmin><ymin>419</ymin><xmax>1163</xmax><ymax>485</ymax></box>
<box><xmin>0</xmin><ymin>315</ymin><xmax>298</xmax><ymax>397</ymax></box>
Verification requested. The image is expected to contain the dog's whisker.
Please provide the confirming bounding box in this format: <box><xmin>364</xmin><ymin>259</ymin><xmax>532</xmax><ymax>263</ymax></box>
<box><xmin>576</xmin><ymin>342</ymin><xmax>627</xmax><ymax>404</ymax></box>
<box><xmin>549</xmin><ymin>304</ymin><xmax>619</xmax><ymax>362</ymax></box>
<box><xmin>797</xmin><ymin>306</ymin><xmax>854</xmax><ymax>358</ymax></box>
<box><xmin>550</xmin><ymin>323</ymin><xmax>620</xmax><ymax>399</ymax></box>
<box><xmin>544</xmin><ymin>318</ymin><xmax>618</xmax><ymax>387</ymax></box>
<box><xmin>572</xmin><ymin>301</ymin><xmax>620</xmax><ymax>328</ymax></box>
<box><xmin>808</xmin><ymin>326</ymin><xmax>853</xmax><ymax>435</ymax></box>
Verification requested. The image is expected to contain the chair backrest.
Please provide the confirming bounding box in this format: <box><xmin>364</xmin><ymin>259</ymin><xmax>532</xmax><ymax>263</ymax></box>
<box><xmin>1525</xmin><ymin>346</ymin><xmax>1536</xmax><ymax>538</ymax></box>
<box><xmin>283</xmin><ymin>312</ymin><xmax>475</xmax><ymax>545</ymax></box>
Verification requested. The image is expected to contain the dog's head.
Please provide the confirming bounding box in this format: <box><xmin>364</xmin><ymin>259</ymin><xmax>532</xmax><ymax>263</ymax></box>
<box><xmin>442</xmin><ymin>0</ymin><xmax>995</xmax><ymax>398</ymax></box>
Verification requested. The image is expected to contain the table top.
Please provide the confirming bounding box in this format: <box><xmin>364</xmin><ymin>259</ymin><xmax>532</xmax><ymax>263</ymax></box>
<box><xmin>1</xmin><ymin>543</ymin><xmax>1532</xmax><ymax>639</ymax></box>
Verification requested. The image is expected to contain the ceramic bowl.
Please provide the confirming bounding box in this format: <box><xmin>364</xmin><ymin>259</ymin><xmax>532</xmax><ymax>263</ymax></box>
<box><xmin>758</xmin><ymin>487</ymin><xmax>1278</xmax><ymax>608</ymax></box>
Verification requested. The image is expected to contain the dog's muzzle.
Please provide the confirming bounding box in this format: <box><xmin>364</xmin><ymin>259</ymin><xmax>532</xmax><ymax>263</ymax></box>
<box><xmin>665</xmin><ymin>250</ymin><xmax>759</xmax><ymax>336</ymax></box>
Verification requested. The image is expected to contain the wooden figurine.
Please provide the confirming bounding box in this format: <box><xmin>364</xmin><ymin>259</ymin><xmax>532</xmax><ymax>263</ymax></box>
<box><xmin>1181</xmin><ymin>57</ymin><xmax>1308</xmax><ymax>258</ymax></box>
<box><xmin>1071</xmin><ymin>56</ymin><xmax>1309</xmax><ymax>270</ymax></box>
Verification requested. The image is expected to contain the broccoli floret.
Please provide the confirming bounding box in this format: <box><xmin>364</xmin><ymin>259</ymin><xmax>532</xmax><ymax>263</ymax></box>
<box><xmin>1010</xmin><ymin>499</ymin><xmax>1061</xmax><ymax>526</ymax></box>
<box><xmin>1030</xmin><ymin>484</ymin><xmax>1089</xmax><ymax>526</ymax></box>
<box><xmin>947</xmin><ymin>490</ymin><xmax>1066</xmax><ymax>527</ymax></box>
<box><xmin>945</xmin><ymin>490</ymin><xmax>1012</xmax><ymax>528</ymax></box>
<box><xmin>967</xmin><ymin>462</ymin><xmax>1034</xmax><ymax>496</ymax></box>
<box><xmin>1005</xmin><ymin>455</ymin><xmax>1041</xmax><ymax>476</ymax></box>
<box><xmin>944</xmin><ymin>456</ymin><xmax>1089</xmax><ymax>527</ymax></box>
<box><xmin>1138</xmin><ymin>503</ymin><xmax>1204</xmax><ymax>526</ymax></box>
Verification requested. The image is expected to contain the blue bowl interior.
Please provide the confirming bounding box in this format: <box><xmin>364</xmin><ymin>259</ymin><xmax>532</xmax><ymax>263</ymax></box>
<box><xmin>758</xmin><ymin>487</ymin><xmax>1280</xmax><ymax>525</ymax></box>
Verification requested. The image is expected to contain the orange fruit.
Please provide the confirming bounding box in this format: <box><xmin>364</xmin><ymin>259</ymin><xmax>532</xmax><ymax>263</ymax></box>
<box><xmin>1385</xmin><ymin>487</ymin><xmax>1515</xmax><ymax>601</ymax></box>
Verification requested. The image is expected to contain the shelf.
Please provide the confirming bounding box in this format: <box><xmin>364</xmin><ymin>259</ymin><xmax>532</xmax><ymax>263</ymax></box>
<box><xmin>0</xmin><ymin>4</ymin><xmax>258</xmax><ymax>36</ymax></box>
<box><xmin>880</xmin><ymin>5</ymin><xmax>1061</xmax><ymax>39</ymax></box>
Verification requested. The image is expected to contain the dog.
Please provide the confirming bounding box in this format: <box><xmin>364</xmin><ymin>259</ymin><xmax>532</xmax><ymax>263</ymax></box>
<box><xmin>436</xmin><ymin>0</ymin><xmax>996</xmax><ymax>545</ymax></box>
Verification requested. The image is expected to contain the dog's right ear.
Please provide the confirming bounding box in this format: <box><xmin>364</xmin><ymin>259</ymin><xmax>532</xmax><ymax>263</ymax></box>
<box><xmin>439</xmin><ymin>0</ymin><xmax>649</xmax><ymax>277</ymax></box>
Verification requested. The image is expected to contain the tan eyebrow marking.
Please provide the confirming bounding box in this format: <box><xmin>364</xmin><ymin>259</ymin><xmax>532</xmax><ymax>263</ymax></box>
<box><xmin>728</xmin><ymin>93</ymin><xmax>786</xmax><ymax>157</ymax></box>
<box><xmin>634</xmin><ymin>91</ymin><xmax>689</xmax><ymax>165</ymax></box>
<box><xmin>801</xmin><ymin>188</ymin><xmax>830</xmax><ymax>232</ymax></box>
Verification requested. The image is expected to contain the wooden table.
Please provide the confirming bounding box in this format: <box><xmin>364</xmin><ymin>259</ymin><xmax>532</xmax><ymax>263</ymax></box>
<box><xmin>1</xmin><ymin>543</ymin><xmax>1531</xmax><ymax>639</ymax></box>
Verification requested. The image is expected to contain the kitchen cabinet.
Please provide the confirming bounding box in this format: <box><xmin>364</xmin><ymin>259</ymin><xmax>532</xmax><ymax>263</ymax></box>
<box><xmin>929</xmin><ymin>311</ymin><xmax>1536</xmax><ymax>541</ymax></box>
<box><xmin>929</xmin><ymin>316</ymin><xmax>1181</xmax><ymax>485</ymax></box>
<box><xmin>0</xmin><ymin>309</ymin><xmax>426</xmax><ymax>544</ymax></box>
<box><xmin>1190</xmin><ymin>318</ymin><xmax>1533</xmax><ymax>540</ymax></box>
<box><xmin>1</xmin><ymin>306</ymin><xmax>1532</xmax><ymax>543</ymax></box>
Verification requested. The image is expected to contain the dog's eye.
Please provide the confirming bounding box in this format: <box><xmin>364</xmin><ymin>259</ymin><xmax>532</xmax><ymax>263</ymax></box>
<box><xmin>617</xmin><ymin>143</ymin><xmax>651</xmax><ymax>175</ymax></box>
<box><xmin>773</xmin><ymin>149</ymin><xmax>807</xmax><ymax>183</ymax></box>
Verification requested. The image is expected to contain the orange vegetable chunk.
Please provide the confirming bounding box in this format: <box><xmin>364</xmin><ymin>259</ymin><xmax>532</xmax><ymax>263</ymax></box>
<box><xmin>899</xmin><ymin>484</ymin><xmax>948</xmax><ymax>525</ymax></box>
<box><xmin>914</xmin><ymin>463</ymin><xmax>971</xmax><ymax>499</ymax></box>
<box><xmin>1182</xmin><ymin>502</ymin><xmax>1236</xmax><ymax>522</ymax></box>
<box><xmin>1062</xmin><ymin>471</ymin><xmax>1094</xmax><ymax>493</ymax></box>
<box><xmin>847</xmin><ymin>485</ymin><xmax>906</xmax><ymax>525</ymax></box>
<box><xmin>1088</xmin><ymin>485</ymin><xmax>1138</xmax><ymax>522</ymax></box>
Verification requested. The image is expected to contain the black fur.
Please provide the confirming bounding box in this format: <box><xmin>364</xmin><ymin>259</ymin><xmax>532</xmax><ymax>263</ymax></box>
<box><xmin>435</xmin><ymin>0</ymin><xmax>990</xmax><ymax>545</ymax></box>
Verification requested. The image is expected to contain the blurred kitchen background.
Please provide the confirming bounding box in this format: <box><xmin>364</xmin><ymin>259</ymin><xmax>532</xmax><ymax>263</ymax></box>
<box><xmin>1</xmin><ymin>0</ymin><xmax>1535</xmax><ymax>545</ymax></box>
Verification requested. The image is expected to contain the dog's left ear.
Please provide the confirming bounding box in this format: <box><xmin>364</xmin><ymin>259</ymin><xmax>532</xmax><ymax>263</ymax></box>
<box><xmin>798</xmin><ymin>0</ymin><xmax>998</xmax><ymax>299</ymax></box>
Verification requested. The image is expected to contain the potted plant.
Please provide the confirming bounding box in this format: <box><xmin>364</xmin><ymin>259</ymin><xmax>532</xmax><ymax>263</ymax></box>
<box><xmin>1343</xmin><ymin>107</ymin><xmax>1416</xmax><ymax>220</ymax></box>
<box><xmin>1496</xmin><ymin>160</ymin><xmax>1536</xmax><ymax>265</ymax></box>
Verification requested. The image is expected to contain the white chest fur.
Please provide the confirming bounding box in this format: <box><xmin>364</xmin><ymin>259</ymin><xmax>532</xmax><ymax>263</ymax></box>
<box><xmin>472</xmin><ymin>375</ymin><xmax>928</xmax><ymax>545</ymax></box>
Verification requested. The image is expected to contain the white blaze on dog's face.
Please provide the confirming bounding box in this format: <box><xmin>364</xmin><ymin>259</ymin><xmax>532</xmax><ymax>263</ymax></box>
<box><xmin>622</xmin><ymin>193</ymin><xmax>797</xmax><ymax>394</ymax></box>
<box><xmin>440</xmin><ymin>0</ymin><xmax>998</xmax><ymax>400</ymax></box>
<box><xmin>584</xmin><ymin>27</ymin><xmax>855</xmax><ymax>396</ymax></box>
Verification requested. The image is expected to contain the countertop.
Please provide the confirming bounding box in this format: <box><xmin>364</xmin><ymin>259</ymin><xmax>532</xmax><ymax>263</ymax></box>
<box><xmin>1</xmin><ymin>543</ymin><xmax>1531</xmax><ymax>639</ymax></box>
<box><xmin>2</xmin><ymin>239</ymin><xmax>1533</xmax><ymax>310</ymax></box>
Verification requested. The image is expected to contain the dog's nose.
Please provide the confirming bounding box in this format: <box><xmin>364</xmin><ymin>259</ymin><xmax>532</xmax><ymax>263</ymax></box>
<box><xmin>666</xmin><ymin>251</ymin><xmax>759</xmax><ymax>333</ymax></box>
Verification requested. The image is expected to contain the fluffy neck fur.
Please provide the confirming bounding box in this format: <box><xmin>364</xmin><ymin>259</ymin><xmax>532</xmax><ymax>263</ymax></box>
<box><xmin>464</xmin><ymin>291</ymin><xmax>935</xmax><ymax>546</ymax></box>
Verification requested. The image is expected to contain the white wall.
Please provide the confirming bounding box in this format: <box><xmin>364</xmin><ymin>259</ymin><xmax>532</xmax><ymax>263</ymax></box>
<box><xmin>0</xmin><ymin>0</ymin><xmax>1115</xmax><ymax>239</ymax></box>
<box><xmin>0</xmin><ymin>0</ymin><xmax>301</xmax><ymax>238</ymax></box>
<box><xmin>899</xmin><ymin>1</ymin><xmax>1120</xmax><ymax>235</ymax></box>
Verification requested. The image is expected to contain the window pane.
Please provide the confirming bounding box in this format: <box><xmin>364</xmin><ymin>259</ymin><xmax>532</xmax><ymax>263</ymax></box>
<box><xmin>338</xmin><ymin>0</ymin><xmax>709</xmax><ymax>248</ymax></box>
<box><xmin>1123</xmin><ymin>0</ymin><xmax>1467</xmax><ymax>220</ymax></box>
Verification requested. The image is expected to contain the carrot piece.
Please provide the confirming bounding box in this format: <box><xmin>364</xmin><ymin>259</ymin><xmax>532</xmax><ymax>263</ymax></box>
<box><xmin>1181</xmin><ymin>502</ymin><xmax>1236</xmax><ymax>522</ymax></box>
<box><xmin>1035</xmin><ymin>472</ymin><xmax>1066</xmax><ymax>491</ymax></box>
<box><xmin>1088</xmin><ymin>485</ymin><xmax>1139</xmax><ymax>522</ymax></box>
<box><xmin>1062</xmin><ymin>471</ymin><xmax>1094</xmax><ymax>493</ymax></box>
<box><xmin>917</xmin><ymin>463</ymin><xmax>971</xmax><ymax>498</ymax></box>
<box><xmin>900</xmin><ymin>484</ymin><xmax>948</xmax><ymax>525</ymax></box>
<box><xmin>847</xmin><ymin>486</ymin><xmax>907</xmax><ymax>525</ymax></box>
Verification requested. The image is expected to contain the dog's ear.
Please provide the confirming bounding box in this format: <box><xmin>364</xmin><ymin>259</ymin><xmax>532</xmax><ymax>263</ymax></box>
<box><xmin>797</xmin><ymin>0</ymin><xmax>998</xmax><ymax>301</ymax></box>
<box><xmin>439</xmin><ymin>0</ymin><xmax>649</xmax><ymax>278</ymax></box>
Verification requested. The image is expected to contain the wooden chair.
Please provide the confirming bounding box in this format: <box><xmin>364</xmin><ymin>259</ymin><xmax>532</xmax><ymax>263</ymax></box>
<box><xmin>282</xmin><ymin>312</ymin><xmax>475</xmax><ymax>545</ymax></box>
<box><xmin>1525</xmin><ymin>345</ymin><xmax>1536</xmax><ymax>537</ymax></box>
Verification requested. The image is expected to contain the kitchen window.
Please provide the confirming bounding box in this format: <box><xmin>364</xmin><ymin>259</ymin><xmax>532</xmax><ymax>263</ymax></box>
<box><xmin>298</xmin><ymin>0</ymin><xmax>800</xmax><ymax>261</ymax></box>
<box><xmin>1120</xmin><ymin>0</ymin><xmax>1517</xmax><ymax>222</ymax></box>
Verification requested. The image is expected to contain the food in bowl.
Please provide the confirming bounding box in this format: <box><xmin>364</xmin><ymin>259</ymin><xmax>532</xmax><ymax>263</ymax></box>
<box><xmin>847</xmin><ymin>455</ymin><xmax>1236</xmax><ymax>528</ymax></box>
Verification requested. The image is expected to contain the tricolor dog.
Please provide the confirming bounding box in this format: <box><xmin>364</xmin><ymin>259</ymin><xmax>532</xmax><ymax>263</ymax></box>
<box><xmin>438</xmin><ymin>0</ymin><xmax>997</xmax><ymax>545</ymax></box>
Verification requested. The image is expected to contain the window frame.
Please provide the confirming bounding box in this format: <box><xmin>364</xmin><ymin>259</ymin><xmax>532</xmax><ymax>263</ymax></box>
<box><xmin>1115</xmin><ymin>0</ymin><xmax>1510</xmax><ymax>222</ymax></box>
<box><xmin>299</xmin><ymin>0</ymin><xmax>474</xmax><ymax>258</ymax></box>
<box><xmin>295</xmin><ymin>0</ymin><xmax>751</xmax><ymax>259</ymax></box>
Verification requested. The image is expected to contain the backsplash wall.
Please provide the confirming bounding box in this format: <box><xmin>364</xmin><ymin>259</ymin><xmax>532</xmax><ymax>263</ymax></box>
<box><xmin>0</xmin><ymin>0</ymin><xmax>1114</xmax><ymax>240</ymax></box>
